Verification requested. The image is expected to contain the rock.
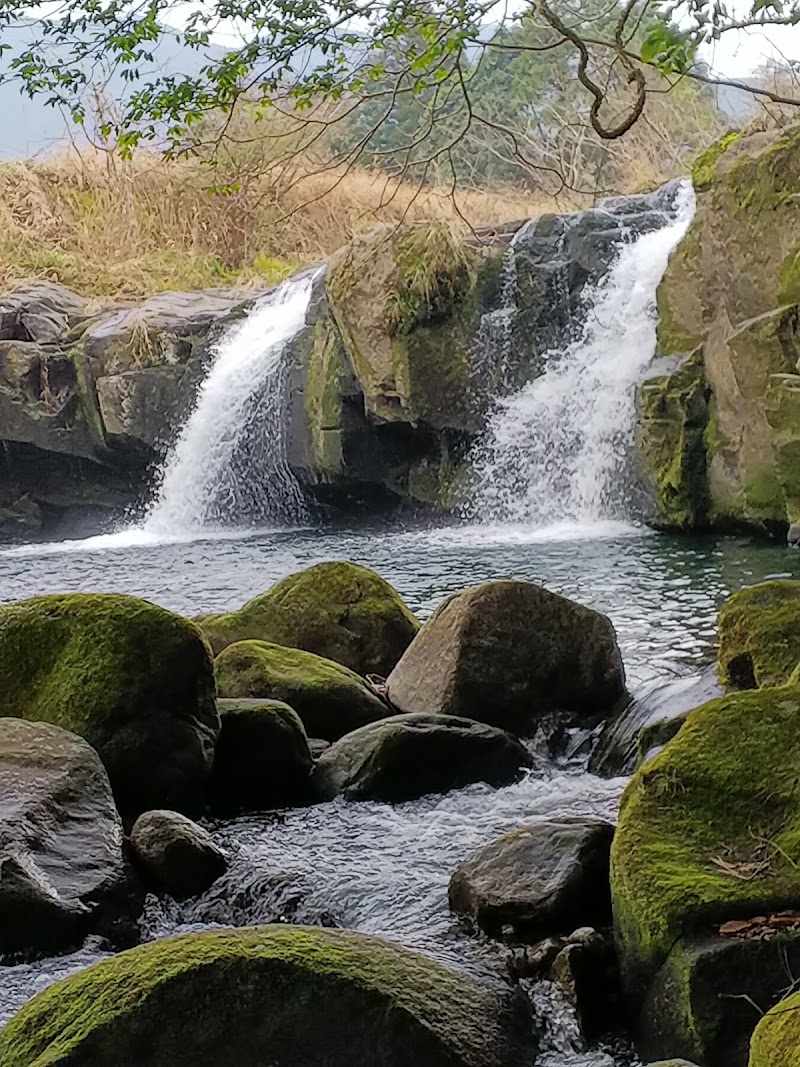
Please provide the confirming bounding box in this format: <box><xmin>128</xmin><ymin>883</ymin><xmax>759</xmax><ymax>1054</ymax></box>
<box><xmin>313</xmin><ymin>712</ymin><xmax>533</xmax><ymax>802</ymax></box>
<box><xmin>640</xmin><ymin>931</ymin><xmax>800</xmax><ymax>1067</ymax></box>
<box><xmin>129</xmin><ymin>810</ymin><xmax>227</xmax><ymax>899</ymax></box>
<box><xmin>0</xmin><ymin>593</ymin><xmax>219</xmax><ymax>815</ymax></box>
<box><xmin>449</xmin><ymin>818</ymin><xmax>614</xmax><ymax>938</ymax></box>
<box><xmin>211</xmin><ymin>698</ymin><xmax>314</xmax><ymax>811</ymax></box>
<box><xmin>0</xmin><ymin>718</ymin><xmax>141</xmax><ymax>956</ymax></box>
<box><xmin>0</xmin><ymin>494</ymin><xmax>42</xmax><ymax>537</ymax></box>
<box><xmin>0</xmin><ymin>282</ymin><xmax>86</xmax><ymax>343</ymax></box>
<box><xmin>387</xmin><ymin>580</ymin><xmax>626</xmax><ymax>731</ymax></box>
<box><xmin>611</xmin><ymin>684</ymin><xmax>800</xmax><ymax>1063</ymax></box>
<box><xmin>646</xmin><ymin>1062</ymin><xmax>702</xmax><ymax>1066</ymax></box>
<box><xmin>717</xmin><ymin>579</ymin><xmax>800</xmax><ymax>689</ymax></box>
<box><xmin>636</xmin><ymin>350</ymin><xmax>709</xmax><ymax>530</ymax></box>
<box><xmin>308</xmin><ymin>737</ymin><xmax>330</xmax><ymax>758</ymax></box>
<box><xmin>550</xmin><ymin>930</ymin><xmax>621</xmax><ymax>1041</ymax></box>
<box><xmin>0</xmin><ymin>925</ymin><xmax>536</xmax><ymax>1066</ymax></box>
<box><xmin>590</xmin><ymin>668</ymin><xmax>722</xmax><ymax>777</ymax></box>
<box><xmin>788</xmin><ymin>521</ymin><xmax>800</xmax><ymax>546</ymax></box>
<box><xmin>642</xmin><ymin>127</ymin><xmax>800</xmax><ymax>532</ymax></box>
<box><xmin>215</xmin><ymin>640</ymin><xmax>389</xmax><ymax>741</ymax></box>
<box><xmin>749</xmin><ymin>987</ymin><xmax>800</xmax><ymax>1066</ymax></box>
<box><xmin>196</xmin><ymin>561</ymin><xmax>420</xmax><ymax>674</ymax></box>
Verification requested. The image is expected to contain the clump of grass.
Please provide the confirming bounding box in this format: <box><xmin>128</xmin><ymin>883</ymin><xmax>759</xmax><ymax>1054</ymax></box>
<box><xmin>0</xmin><ymin>150</ymin><xmax>546</xmax><ymax>298</ymax></box>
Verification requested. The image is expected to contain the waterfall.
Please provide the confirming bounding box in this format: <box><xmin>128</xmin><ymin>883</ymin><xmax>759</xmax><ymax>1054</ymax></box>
<box><xmin>144</xmin><ymin>272</ymin><xmax>316</xmax><ymax>535</ymax></box>
<box><xmin>469</xmin><ymin>182</ymin><xmax>695</xmax><ymax>531</ymax></box>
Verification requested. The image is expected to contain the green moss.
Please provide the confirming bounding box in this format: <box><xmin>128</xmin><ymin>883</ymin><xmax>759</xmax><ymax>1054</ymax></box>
<box><xmin>0</xmin><ymin>925</ymin><xmax>532</xmax><ymax>1067</ymax></box>
<box><xmin>198</xmin><ymin>561</ymin><xmax>419</xmax><ymax>676</ymax></box>
<box><xmin>779</xmin><ymin>246</ymin><xmax>800</xmax><ymax>306</ymax></box>
<box><xmin>691</xmin><ymin>131</ymin><xmax>743</xmax><ymax>191</ymax></box>
<box><xmin>655</xmin><ymin>231</ymin><xmax>704</xmax><ymax>359</ymax></box>
<box><xmin>0</xmin><ymin>593</ymin><xmax>217</xmax><ymax>814</ymax></box>
<box><xmin>638</xmin><ymin>349</ymin><xmax>709</xmax><ymax>529</ymax></box>
<box><xmin>718</xmin><ymin>579</ymin><xmax>800</xmax><ymax>689</ymax></box>
<box><xmin>611</xmin><ymin>684</ymin><xmax>800</xmax><ymax>997</ymax></box>
<box><xmin>749</xmin><ymin>989</ymin><xmax>800</xmax><ymax>1066</ymax></box>
<box><xmin>385</xmin><ymin>220</ymin><xmax>474</xmax><ymax>336</ymax></box>
<box><xmin>215</xmin><ymin>639</ymin><xmax>388</xmax><ymax>741</ymax></box>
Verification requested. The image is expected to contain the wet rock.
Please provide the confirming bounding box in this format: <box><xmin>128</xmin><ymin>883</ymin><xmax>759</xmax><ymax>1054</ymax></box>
<box><xmin>129</xmin><ymin>810</ymin><xmax>227</xmax><ymax>900</ymax></box>
<box><xmin>313</xmin><ymin>712</ymin><xmax>532</xmax><ymax>802</ymax></box>
<box><xmin>0</xmin><ymin>494</ymin><xmax>42</xmax><ymax>537</ymax></box>
<box><xmin>590</xmin><ymin>668</ymin><xmax>722</xmax><ymax>777</ymax></box>
<box><xmin>215</xmin><ymin>640</ymin><xmax>389</xmax><ymax>742</ymax></box>
<box><xmin>789</xmin><ymin>521</ymin><xmax>800</xmax><ymax>547</ymax></box>
<box><xmin>0</xmin><ymin>593</ymin><xmax>219</xmax><ymax>816</ymax></box>
<box><xmin>211</xmin><ymin>698</ymin><xmax>314</xmax><ymax>812</ymax></box>
<box><xmin>550</xmin><ymin>930</ymin><xmax>621</xmax><ymax>1041</ymax></box>
<box><xmin>308</xmin><ymin>737</ymin><xmax>331</xmax><ymax>759</ymax></box>
<box><xmin>717</xmin><ymin>579</ymin><xmax>800</xmax><ymax>689</ymax></box>
<box><xmin>0</xmin><ymin>925</ymin><xmax>537</xmax><ymax>1066</ymax></box>
<box><xmin>0</xmin><ymin>718</ymin><xmax>141</xmax><ymax>956</ymax></box>
<box><xmin>449</xmin><ymin>818</ymin><xmax>614</xmax><ymax>938</ymax></box>
<box><xmin>196</xmin><ymin>561</ymin><xmax>420</xmax><ymax>674</ymax></box>
<box><xmin>387</xmin><ymin>580</ymin><xmax>626</xmax><ymax>732</ymax></box>
<box><xmin>639</xmin><ymin>931</ymin><xmax>800</xmax><ymax>1067</ymax></box>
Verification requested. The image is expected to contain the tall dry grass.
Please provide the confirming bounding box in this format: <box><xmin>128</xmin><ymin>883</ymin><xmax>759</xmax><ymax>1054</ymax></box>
<box><xmin>0</xmin><ymin>151</ymin><xmax>546</xmax><ymax>298</ymax></box>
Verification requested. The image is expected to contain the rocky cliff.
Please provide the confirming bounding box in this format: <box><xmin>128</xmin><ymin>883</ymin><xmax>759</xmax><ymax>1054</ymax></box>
<box><xmin>639</xmin><ymin>124</ymin><xmax>800</xmax><ymax>536</ymax></box>
<box><xmin>0</xmin><ymin>181</ymin><xmax>703</xmax><ymax>537</ymax></box>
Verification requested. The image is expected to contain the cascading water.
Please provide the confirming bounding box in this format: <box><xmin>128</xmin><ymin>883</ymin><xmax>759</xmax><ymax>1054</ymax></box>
<box><xmin>469</xmin><ymin>182</ymin><xmax>695</xmax><ymax>530</ymax></box>
<box><xmin>144</xmin><ymin>271</ymin><xmax>317</xmax><ymax>535</ymax></box>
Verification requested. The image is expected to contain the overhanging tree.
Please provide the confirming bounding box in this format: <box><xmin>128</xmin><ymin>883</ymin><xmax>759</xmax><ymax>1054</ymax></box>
<box><xmin>0</xmin><ymin>0</ymin><xmax>797</xmax><ymax>190</ymax></box>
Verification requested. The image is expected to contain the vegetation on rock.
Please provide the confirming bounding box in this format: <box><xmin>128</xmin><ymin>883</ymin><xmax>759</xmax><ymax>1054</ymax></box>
<box><xmin>0</xmin><ymin>593</ymin><xmax>218</xmax><ymax>815</ymax></box>
<box><xmin>717</xmin><ymin>579</ymin><xmax>800</xmax><ymax>689</ymax></box>
<box><xmin>611</xmin><ymin>685</ymin><xmax>800</xmax><ymax>996</ymax></box>
<box><xmin>749</xmin><ymin>988</ymin><xmax>800</xmax><ymax>1066</ymax></box>
<box><xmin>215</xmin><ymin>640</ymin><xmax>389</xmax><ymax>741</ymax></box>
<box><xmin>197</xmin><ymin>561</ymin><xmax>419</xmax><ymax>675</ymax></box>
<box><xmin>0</xmin><ymin>925</ymin><xmax>535</xmax><ymax>1066</ymax></box>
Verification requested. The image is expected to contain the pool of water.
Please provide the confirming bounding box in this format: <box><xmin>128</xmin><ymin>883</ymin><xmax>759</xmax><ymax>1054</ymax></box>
<box><xmin>1</xmin><ymin>519</ymin><xmax>798</xmax><ymax>1064</ymax></box>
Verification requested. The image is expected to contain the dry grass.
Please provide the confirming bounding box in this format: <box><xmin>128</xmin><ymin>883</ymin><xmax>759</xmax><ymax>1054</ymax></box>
<box><xmin>0</xmin><ymin>150</ymin><xmax>547</xmax><ymax>298</ymax></box>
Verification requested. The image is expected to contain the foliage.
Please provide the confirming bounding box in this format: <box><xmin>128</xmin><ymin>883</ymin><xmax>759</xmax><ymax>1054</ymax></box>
<box><xmin>0</xmin><ymin>0</ymin><xmax>789</xmax><ymax>195</ymax></box>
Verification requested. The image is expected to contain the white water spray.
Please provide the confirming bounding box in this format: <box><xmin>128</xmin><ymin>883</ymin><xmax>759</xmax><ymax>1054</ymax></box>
<box><xmin>145</xmin><ymin>272</ymin><xmax>316</xmax><ymax>535</ymax></box>
<box><xmin>470</xmin><ymin>182</ymin><xmax>695</xmax><ymax>529</ymax></box>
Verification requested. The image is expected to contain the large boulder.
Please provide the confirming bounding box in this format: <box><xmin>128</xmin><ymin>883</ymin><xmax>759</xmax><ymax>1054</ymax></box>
<box><xmin>386</xmin><ymin>581</ymin><xmax>626</xmax><ymax>731</ymax></box>
<box><xmin>448</xmin><ymin>818</ymin><xmax>614</xmax><ymax>938</ymax></box>
<box><xmin>313</xmin><ymin>712</ymin><xmax>533</xmax><ymax>802</ymax></box>
<box><xmin>196</xmin><ymin>561</ymin><xmax>420</xmax><ymax>674</ymax></box>
<box><xmin>215</xmin><ymin>640</ymin><xmax>389</xmax><ymax>741</ymax></box>
<box><xmin>0</xmin><ymin>925</ymin><xmax>536</xmax><ymax>1066</ymax></box>
<box><xmin>611</xmin><ymin>684</ymin><xmax>800</xmax><ymax>1065</ymax></box>
<box><xmin>0</xmin><ymin>718</ymin><xmax>141</xmax><ymax>956</ymax></box>
<box><xmin>129</xmin><ymin>810</ymin><xmax>227</xmax><ymax>900</ymax></box>
<box><xmin>0</xmin><ymin>593</ymin><xmax>219</xmax><ymax>815</ymax></box>
<box><xmin>640</xmin><ymin>126</ymin><xmax>800</xmax><ymax>532</ymax></box>
<box><xmin>750</xmin><ymin>988</ymin><xmax>800</xmax><ymax>1066</ymax></box>
<box><xmin>211</xmin><ymin>698</ymin><xmax>314</xmax><ymax>811</ymax></box>
<box><xmin>717</xmin><ymin>579</ymin><xmax>800</xmax><ymax>689</ymax></box>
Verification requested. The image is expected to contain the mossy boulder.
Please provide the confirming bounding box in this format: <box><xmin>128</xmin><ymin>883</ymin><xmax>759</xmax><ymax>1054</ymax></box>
<box><xmin>196</xmin><ymin>561</ymin><xmax>420</xmax><ymax>675</ymax></box>
<box><xmin>749</xmin><ymin>988</ymin><xmax>800</xmax><ymax>1066</ymax></box>
<box><xmin>0</xmin><ymin>593</ymin><xmax>218</xmax><ymax>815</ymax></box>
<box><xmin>0</xmin><ymin>718</ymin><xmax>141</xmax><ymax>957</ymax></box>
<box><xmin>646</xmin><ymin>126</ymin><xmax>800</xmax><ymax>532</ymax></box>
<box><xmin>129</xmin><ymin>810</ymin><xmax>227</xmax><ymax>900</ymax></box>
<box><xmin>215</xmin><ymin>640</ymin><xmax>389</xmax><ymax>741</ymax></box>
<box><xmin>211</xmin><ymin>698</ymin><xmax>314</xmax><ymax>811</ymax></box>
<box><xmin>0</xmin><ymin>925</ymin><xmax>536</xmax><ymax>1066</ymax></box>
<box><xmin>718</xmin><ymin>579</ymin><xmax>800</xmax><ymax>689</ymax></box>
<box><xmin>611</xmin><ymin>685</ymin><xmax>800</xmax><ymax>1000</ymax></box>
<box><xmin>641</xmin><ymin>931</ymin><xmax>800</xmax><ymax>1066</ymax></box>
<box><xmin>313</xmin><ymin>712</ymin><xmax>533</xmax><ymax>802</ymax></box>
<box><xmin>387</xmin><ymin>580</ymin><xmax>626</xmax><ymax>731</ymax></box>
